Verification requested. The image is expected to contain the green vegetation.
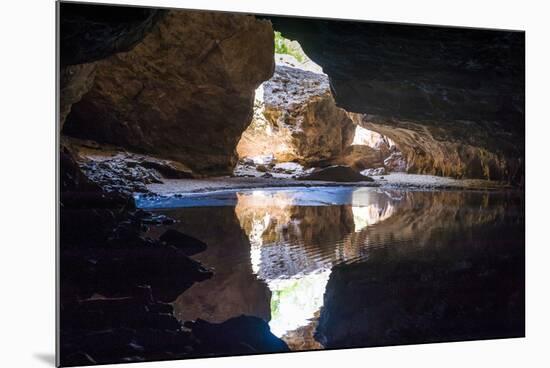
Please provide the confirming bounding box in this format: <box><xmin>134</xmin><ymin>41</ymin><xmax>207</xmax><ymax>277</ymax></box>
<box><xmin>274</xmin><ymin>31</ymin><xmax>306</xmax><ymax>63</ymax></box>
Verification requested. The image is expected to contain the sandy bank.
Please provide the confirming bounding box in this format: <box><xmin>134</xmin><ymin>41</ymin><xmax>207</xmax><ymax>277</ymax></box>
<box><xmin>145</xmin><ymin>173</ymin><xmax>513</xmax><ymax>197</ymax></box>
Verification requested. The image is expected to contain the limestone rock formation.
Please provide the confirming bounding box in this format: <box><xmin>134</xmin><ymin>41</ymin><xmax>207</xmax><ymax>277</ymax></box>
<box><xmin>268</xmin><ymin>17</ymin><xmax>524</xmax><ymax>183</ymax></box>
<box><xmin>332</xmin><ymin>145</ymin><xmax>386</xmax><ymax>172</ymax></box>
<box><xmin>236</xmin><ymin>65</ymin><xmax>354</xmax><ymax>166</ymax></box>
<box><xmin>64</xmin><ymin>10</ymin><xmax>275</xmax><ymax>175</ymax></box>
<box><xmin>351</xmin><ymin>114</ymin><xmax>522</xmax><ymax>181</ymax></box>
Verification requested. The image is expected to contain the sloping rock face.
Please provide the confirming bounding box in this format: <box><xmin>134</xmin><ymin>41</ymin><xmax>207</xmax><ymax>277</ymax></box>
<box><xmin>268</xmin><ymin>17</ymin><xmax>524</xmax><ymax>183</ymax></box>
<box><xmin>352</xmin><ymin>114</ymin><xmax>522</xmax><ymax>181</ymax></box>
<box><xmin>236</xmin><ymin>65</ymin><xmax>354</xmax><ymax>166</ymax></box>
<box><xmin>64</xmin><ymin>10</ymin><xmax>275</xmax><ymax>175</ymax></box>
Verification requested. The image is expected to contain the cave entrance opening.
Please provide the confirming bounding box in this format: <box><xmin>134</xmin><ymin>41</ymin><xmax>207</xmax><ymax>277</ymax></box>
<box><xmin>234</xmin><ymin>31</ymin><xmax>325</xmax><ymax>179</ymax></box>
<box><xmin>233</xmin><ymin>30</ymin><xmax>408</xmax><ymax>179</ymax></box>
<box><xmin>345</xmin><ymin>125</ymin><xmax>407</xmax><ymax>176</ymax></box>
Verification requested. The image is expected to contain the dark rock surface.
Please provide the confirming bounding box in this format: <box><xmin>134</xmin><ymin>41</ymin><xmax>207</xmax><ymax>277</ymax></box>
<box><xmin>59</xmin><ymin>3</ymin><xmax>166</xmax><ymax>66</ymax></box>
<box><xmin>185</xmin><ymin>315</ymin><xmax>290</xmax><ymax>356</ymax></box>
<box><xmin>298</xmin><ymin>165</ymin><xmax>374</xmax><ymax>182</ymax></box>
<box><xmin>60</xmin><ymin>286</ymin><xmax>196</xmax><ymax>366</ymax></box>
<box><xmin>159</xmin><ymin>229</ymin><xmax>207</xmax><ymax>256</ymax></box>
<box><xmin>268</xmin><ymin>17</ymin><xmax>524</xmax><ymax>183</ymax></box>
<box><xmin>269</xmin><ymin>17</ymin><xmax>524</xmax><ymax>126</ymax></box>
<box><xmin>315</xmin><ymin>202</ymin><xmax>525</xmax><ymax>348</ymax></box>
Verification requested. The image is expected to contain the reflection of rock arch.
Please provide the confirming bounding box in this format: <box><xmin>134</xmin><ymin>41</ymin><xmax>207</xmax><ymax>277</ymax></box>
<box><xmin>234</xmin><ymin>188</ymin><xmax>399</xmax><ymax>340</ymax></box>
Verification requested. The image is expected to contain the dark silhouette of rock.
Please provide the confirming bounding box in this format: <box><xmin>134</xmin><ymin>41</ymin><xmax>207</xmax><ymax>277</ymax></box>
<box><xmin>160</xmin><ymin>229</ymin><xmax>207</xmax><ymax>256</ymax></box>
<box><xmin>299</xmin><ymin>165</ymin><xmax>374</xmax><ymax>182</ymax></box>
<box><xmin>185</xmin><ymin>315</ymin><xmax>290</xmax><ymax>356</ymax></box>
<box><xmin>59</xmin><ymin>3</ymin><xmax>165</xmax><ymax>66</ymax></box>
<box><xmin>315</xmin><ymin>216</ymin><xmax>525</xmax><ymax>348</ymax></box>
<box><xmin>60</xmin><ymin>285</ymin><xmax>198</xmax><ymax>366</ymax></box>
<box><xmin>61</xmin><ymin>245</ymin><xmax>212</xmax><ymax>302</ymax></box>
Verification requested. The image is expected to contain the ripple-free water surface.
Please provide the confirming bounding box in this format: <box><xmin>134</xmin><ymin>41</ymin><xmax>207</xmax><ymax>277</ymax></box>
<box><xmin>138</xmin><ymin>186</ymin><xmax>524</xmax><ymax>349</ymax></box>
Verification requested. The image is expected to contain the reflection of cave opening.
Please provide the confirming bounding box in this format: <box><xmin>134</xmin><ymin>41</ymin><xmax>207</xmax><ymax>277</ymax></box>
<box><xmin>233</xmin><ymin>187</ymin><xmax>398</xmax><ymax>347</ymax></box>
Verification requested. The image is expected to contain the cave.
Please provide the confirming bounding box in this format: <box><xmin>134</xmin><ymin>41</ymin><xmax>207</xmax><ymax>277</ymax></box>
<box><xmin>58</xmin><ymin>3</ymin><xmax>524</xmax><ymax>366</ymax></box>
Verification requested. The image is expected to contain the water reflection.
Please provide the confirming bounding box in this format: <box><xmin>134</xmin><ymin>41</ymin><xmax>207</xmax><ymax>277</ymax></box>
<box><xmin>233</xmin><ymin>188</ymin><xmax>399</xmax><ymax>337</ymax></box>
<box><xmin>140</xmin><ymin>187</ymin><xmax>524</xmax><ymax>350</ymax></box>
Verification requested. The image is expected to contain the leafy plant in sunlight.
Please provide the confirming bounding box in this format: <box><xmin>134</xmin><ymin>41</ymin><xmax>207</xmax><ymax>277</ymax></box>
<box><xmin>274</xmin><ymin>31</ymin><xmax>306</xmax><ymax>63</ymax></box>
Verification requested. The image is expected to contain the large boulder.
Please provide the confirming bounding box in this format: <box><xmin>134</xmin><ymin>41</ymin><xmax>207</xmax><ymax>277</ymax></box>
<box><xmin>298</xmin><ymin>165</ymin><xmax>374</xmax><ymax>182</ymax></box>
<box><xmin>64</xmin><ymin>10</ymin><xmax>275</xmax><ymax>175</ymax></box>
<box><xmin>237</xmin><ymin>65</ymin><xmax>355</xmax><ymax>166</ymax></box>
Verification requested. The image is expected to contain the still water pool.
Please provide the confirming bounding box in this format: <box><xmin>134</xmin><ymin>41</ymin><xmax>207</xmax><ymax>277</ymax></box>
<box><xmin>137</xmin><ymin>187</ymin><xmax>524</xmax><ymax>349</ymax></box>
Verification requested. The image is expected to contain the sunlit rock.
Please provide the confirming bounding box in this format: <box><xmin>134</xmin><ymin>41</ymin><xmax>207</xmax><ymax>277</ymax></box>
<box><xmin>351</xmin><ymin>113</ymin><xmax>522</xmax><ymax>182</ymax></box>
<box><xmin>64</xmin><ymin>10</ymin><xmax>275</xmax><ymax>175</ymax></box>
<box><xmin>236</xmin><ymin>64</ymin><xmax>354</xmax><ymax>167</ymax></box>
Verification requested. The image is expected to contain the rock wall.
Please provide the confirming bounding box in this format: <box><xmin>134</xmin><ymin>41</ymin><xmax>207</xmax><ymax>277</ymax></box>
<box><xmin>64</xmin><ymin>10</ymin><xmax>275</xmax><ymax>175</ymax></box>
<box><xmin>268</xmin><ymin>17</ymin><xmax>524</xmax><ymax>183</ymax></box>
<box><xmin>351</xmin><ymin>114</ymin><xmax>523</xmax><ymax>182</ymax></box>
<box><xmin>236</xmin><ymin>65</ymin><xmax>354</xmax><ymax>166</ymax></box>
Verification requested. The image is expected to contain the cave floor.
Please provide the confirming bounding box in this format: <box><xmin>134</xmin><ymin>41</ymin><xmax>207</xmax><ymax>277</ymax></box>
<box><xmin>145</xmin><ymin>173</ymin><xmax>514</xmax><ymax>197</ymax></box>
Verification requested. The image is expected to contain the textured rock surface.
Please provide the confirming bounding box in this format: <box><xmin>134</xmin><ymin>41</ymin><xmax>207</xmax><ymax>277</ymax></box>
<box><xmin>64</xmin><ymin>10</ymin><xmax>275</xmax><ymax>175</ymax></box>
<box><xmin>62</xmin><ymin>138</ymin><xmax>194</xmax><ymax>194</ymax></box>
<box><xmin>332</xmin><ymin>145</ymin><xmax>386</xmax><ymax>171</ymax></box>
<box><xmin>268</xmin><ymin>17</ymin><xmax>524</xmax><ymax>183</ymax></box>
<box><xmin>59</xmin><ymin>3</ymin><xmax>165</xmax><ymax>128</ymax></box>
<box><xmin>352</xmin><ymin>114</ymin><xmax>522</xmax><ymax>182</ymax></box>
<box><xmin>236</xmin><ymin>65</ymin><xmax>354</xmax><ymax>166</ymax></box>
